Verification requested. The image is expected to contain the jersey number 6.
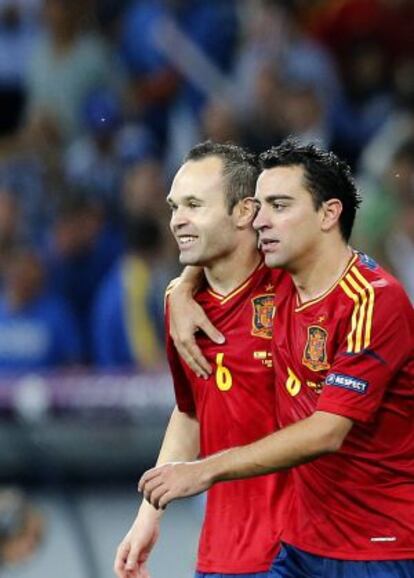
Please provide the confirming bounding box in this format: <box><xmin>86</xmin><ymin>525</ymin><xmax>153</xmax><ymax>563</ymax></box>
<box><xmin>215</xmin><ymin>353</ymin><xmax>233</xmax><ymax>391</ymax></box>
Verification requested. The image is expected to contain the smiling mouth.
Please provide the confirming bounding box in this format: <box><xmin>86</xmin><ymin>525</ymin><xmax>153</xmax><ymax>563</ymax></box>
<box><xmin>176</xmin><ymin>235</ymin><xmax>198</xmax><ymax>249</ymax></box>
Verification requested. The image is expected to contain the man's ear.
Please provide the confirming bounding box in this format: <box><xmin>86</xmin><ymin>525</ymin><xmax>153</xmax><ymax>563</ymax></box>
<box><xmin>320</xmin><ymin>199</ymin><xmax>343</xmax><ymax>232</ymax></box>
<box><xmin>233</xmin><ymin>198</ymin><xmax>257</xmax><ymax>229</ymax></box>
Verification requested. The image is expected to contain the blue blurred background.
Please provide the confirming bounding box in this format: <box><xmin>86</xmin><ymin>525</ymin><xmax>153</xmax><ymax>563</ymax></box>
<box><xmin>0</xmin><ymin>0</ymin><xmax>412</xmax><ymax>575</ymax></box>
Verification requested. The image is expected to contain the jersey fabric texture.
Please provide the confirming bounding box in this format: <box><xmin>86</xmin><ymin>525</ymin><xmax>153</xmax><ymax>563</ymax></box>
<box><xmin>269</xmin><ymin>544</ymin><xmax>414</xmax><ymax>578</ymax></box>
<box><xmin>271</xmin><ymin>252</ymin><xmax>414</xmax><ymax>560</ymax></box>
<box><xmin>166</xmin><ymin>263</ymin><xmax>289</xmax><ymax>574</ymax></box>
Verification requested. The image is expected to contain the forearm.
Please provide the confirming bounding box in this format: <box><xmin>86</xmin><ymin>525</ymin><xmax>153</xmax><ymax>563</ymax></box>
<box><xmin>139</xmin><ymin>406</ymin><xmax>199</xmax><ymax>518</ymax></box>
<box><xmin>176</xmin><ymin>266</ymin><xmax>204</xmax><ymax>295</ymax></box>
<box><xmin>203</xmin><ymin>411</ymin><xmax>353</xmax><ymax>484</ymax></box>
<box><xmin>156</xmin><ymin>405</ymin><xmax>200</xmax><ymax>466</ymax></box>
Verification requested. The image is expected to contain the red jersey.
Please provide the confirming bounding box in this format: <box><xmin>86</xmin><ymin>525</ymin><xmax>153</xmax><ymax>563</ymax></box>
<box><xmin>166</xmin><ymin>263</ymin><xmax>289</xmax><ymax>573</ymax></box>
<box><xmin>271</xmin><ymin>252</ymin><xmax>414</xmax><ymax>560</ymax></box>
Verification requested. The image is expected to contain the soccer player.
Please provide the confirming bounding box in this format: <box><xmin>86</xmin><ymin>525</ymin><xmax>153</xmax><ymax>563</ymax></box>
<box><xmin>139</xmin><ymin>140</ymin><xmax>414</xmax><ymax>578</ymax></box>
<box><xmin>114</xmin><ymin>142</ymin><xmax>288</xmax><ymax>578</ymax></box>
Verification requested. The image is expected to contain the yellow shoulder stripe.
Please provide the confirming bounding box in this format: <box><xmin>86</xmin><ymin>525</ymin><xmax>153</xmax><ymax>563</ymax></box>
<box><xmin>339</xmin><ymin>267</ymin><xmax>375</xmax><ymax>353</ymax></box>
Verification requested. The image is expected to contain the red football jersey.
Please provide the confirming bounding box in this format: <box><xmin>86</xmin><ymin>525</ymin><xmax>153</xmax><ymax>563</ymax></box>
<box><xmin>166</xmin><ymin>263</ymin><xmax>289</xmax><ymax>573</ymax></box>
<box><xmin>271</xmin><ymin>252</ymin><xmax>414</xmax><ymax>560</ymax></box>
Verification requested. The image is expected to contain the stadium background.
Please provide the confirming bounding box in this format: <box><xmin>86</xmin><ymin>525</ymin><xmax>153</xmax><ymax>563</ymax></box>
<box><xmin>0</xmin><ymin>0</ymin><xmax>412</xmax><ymax>575</ymax></box>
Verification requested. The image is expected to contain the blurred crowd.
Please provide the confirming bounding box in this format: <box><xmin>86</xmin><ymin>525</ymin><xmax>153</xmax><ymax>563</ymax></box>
<box><xmin>0</xmin><ymin>0</ymin><xmax>412</xmax><ymax>373</ymax></box>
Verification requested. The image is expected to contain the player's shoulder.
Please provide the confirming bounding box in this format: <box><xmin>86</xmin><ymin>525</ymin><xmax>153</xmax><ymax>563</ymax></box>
<box><xmin>164</xmin><ymin>277</ymin><xmax>209</xmax><ymax>311</ymax></box>
<box><xmin>165</xmin><ymin>277</ymin><xmax>180</xmax><ymax>298</ymax></box>
<box><xmin>164</xmin><ymin>277</ymin><xmax>181</xmax><ymax>314</ymax></box>
<box><xmin>342</xmin><ymin>251</ymin><xmax>412</xmax><ymax>312</ymax></box>
<box><xmin>355</xmin><ymin>252</ymin><xmax>407</xmax><ymax>293</ymax></box>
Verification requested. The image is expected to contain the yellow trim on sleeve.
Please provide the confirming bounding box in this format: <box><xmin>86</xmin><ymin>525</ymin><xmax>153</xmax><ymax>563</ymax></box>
<box><xmin>351</xmin><ymin>267</ymin><xmax>375</xmax><ymax>349</ymax></box>
<box><xmin>340</xmin><ymin>267</ymin><xmax>375</xmax><ymax>353</ymax></box>
<box><xmin>346</xmin><ymin>273</ymin><xmax>367</xmax><ymax>353</ymax></box>
<box><xmin>339</xmin><ymin>278</ymin><xmax>360</xmax><ymax>352</ymax></box>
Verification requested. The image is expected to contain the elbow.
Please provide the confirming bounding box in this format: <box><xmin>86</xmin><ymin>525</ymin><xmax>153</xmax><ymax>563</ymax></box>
<box><xmin>309</xmin><ymin>412</ymin><xmax>353</xmax><ymax>456</ymax></box>
<box><xmin>321</xmin><ymin>433</ymin><xmax>345</xmax><ymax>454</ymax></box>
<box><xmin>310</xmin><ymin>432</ymin><xmax>344</xmax><ymax>459</ymax></box>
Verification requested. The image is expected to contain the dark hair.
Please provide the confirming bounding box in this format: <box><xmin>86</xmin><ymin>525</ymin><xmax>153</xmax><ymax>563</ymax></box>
<box><xmin>259</xmin><ymin>139</ymin><xmax>361</xmax><ymax>241</ymax></box>
<box><xmin>184</xmin><ymin>141</ymin><xmax>259</xmax><ymax>213</ymax></box>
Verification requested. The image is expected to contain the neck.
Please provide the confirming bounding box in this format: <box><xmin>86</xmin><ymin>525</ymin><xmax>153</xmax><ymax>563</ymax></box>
<box><xmin>204</xmin><ymin>236</ymin><xmax>261</xmax><ymax>296</ymax></box>
<box><xmin>290</xmin><ymin>239</ymin><xmax>353</xmax><ymax>303</ymax></box>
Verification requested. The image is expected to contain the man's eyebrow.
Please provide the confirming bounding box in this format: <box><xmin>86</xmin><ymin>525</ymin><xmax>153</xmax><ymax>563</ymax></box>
<box><xmin>166</xmin><ymin>195</ymin><xmax>203</xmax><ymax>206</ymax></box>
<box><xmin>264</xmin><ymin>194</ymin><xmax>294</xmax><ymax>202</ymax></box>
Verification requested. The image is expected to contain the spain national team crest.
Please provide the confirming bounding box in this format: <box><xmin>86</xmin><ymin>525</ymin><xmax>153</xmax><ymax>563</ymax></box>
<box><xmin>251</xmin><ymin>295</ymin><xmax>274</xmax><ymax>339</ymax></box>
<box><xmin>302</xmin><ymin>326</ymin><xmax>330</xmax><ymax>371</ymax></box>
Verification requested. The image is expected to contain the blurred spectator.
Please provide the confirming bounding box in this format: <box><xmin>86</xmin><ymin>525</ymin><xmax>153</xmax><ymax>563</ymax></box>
<box><xmin>92</xmin><ymin>214</ymin><xmax>171</xmax><ymax>369</ymax></box>
<box><xmin>353</xmin><ymin>138</ymin><xmax>414</xmax><ymax>273</ymax></box>
<box><xmin>119</xmin><ymin>0</ymin><xmax>238</xmax><ymax>149</ymax></box>
<box><xmin>281</xmin><ymin>78</ymin><xmax>331</xmax><ymax>147</ymax></box>
<box><xmin>121</xmin><ymin>156</ymin><xmax>181</xmax><ymax>264</ymax></box>
<box><xmin>385</xmin><ymin>198</ymin><xmax>414</xmax><ymax>303</ymax></box>
<box><xmin>94</xmin><ymin>0</ymin><xmax>129</xmax><ymax>41</ymax></box>
<box><xmin>0</xmin><ymin>0</ymin><xmax>39</xmax><ymax>97</ymax></box>
<box><xmin>64</xmin><ymin>88</ymin><xmax>157</xmax><ymax>215</ymax></box>
<box><xmin>200</xmin><ymin>99</ymin><xmax>242</xmax><ymax>146</ymax></box>
<box><xmin>0</xmin><ymin>488</ymin><xmax>43</xmax><ymax>567</ymax></box>
<box><xmin>359</xmin><ymin>58</ymin><xmax>414</xmax><ymax>181</ymax></box>
<box><xmin>0</xmin><ymin>190</ymin><xmax>21</xmax><ymax>281</ymax></box>
<box><xmin>43</xmin><ymin>195</ymin><xmax>123</xmax><ymax>360</ymax></box>
<box><xmin>234</xmin><ymin>0</ymin><xmax>341</xmax><ymax>118</ymax></box>
<box><xmin>0</xmin><ymin>89</ymin><xmax>51</xmax><ymax>245</ymax></box>
<box><xmin>122</xmin><ymin>158</ymin><xmax>168</xmax><ymax>219</ymax></box>
<box><xmin>383</xmin><ymin>139</ymin><xmax>414</xmax><ymax>301</ymax></box>
<box><xmin>25</xmin><ymin>0</ymin><xmax>120</xmax><ymax>144</ymax></box>
<box><xmin>0</xmin><ymin>248</ymin><xmax>81</xmax><ymax>371</ymax></box>
<box><xmin>329</xmin><ymin>38</ymin><xmax>394</xmax><ymax>166</ymax></box>
<box><xmin>310</xmin><ymin>0</ymin><xmax>414</xmax><ymax>72</ymax></box>
<box><xmin>240</xmin><ymin>62</ymin><xmax>286</xmax><ymax>154</ymax></box>
<box><xmin>305</xmin><ymin>0</ymin><xmax>414</xmax><ymax>167</ymax></box>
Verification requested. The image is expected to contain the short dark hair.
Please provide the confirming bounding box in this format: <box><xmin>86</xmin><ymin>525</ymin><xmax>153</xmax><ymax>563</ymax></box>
<box><xmin>184</xmin><ymin>141</ymin><xmax>259</xmax><ymax>213</ymax></box>
<box><xmin>259</xmin><ymin>139</ymin><xmax>361</xmax><ymax>241</ymax></box>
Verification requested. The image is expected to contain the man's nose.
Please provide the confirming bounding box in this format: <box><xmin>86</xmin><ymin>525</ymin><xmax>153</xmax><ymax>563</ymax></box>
<box><xmin>253</xmin><ymin>206</ymin><xmax>270</xmax><ymax>231</ymax></box>
<box><xmin>171</xmin><ymin>207</ymin><xmax>188</xmax><ymax>230</ymax></box>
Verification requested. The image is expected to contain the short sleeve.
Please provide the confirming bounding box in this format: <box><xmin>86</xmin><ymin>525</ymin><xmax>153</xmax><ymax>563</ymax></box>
<box><xmin>317</xmin><ymin>282</ymin><xmax>414</xmax><ymax>423</ymax></box>
<box><xmin>164</xmin><ymin>297</ymin><xmax>196</xmax><ymax>414</ymax></box>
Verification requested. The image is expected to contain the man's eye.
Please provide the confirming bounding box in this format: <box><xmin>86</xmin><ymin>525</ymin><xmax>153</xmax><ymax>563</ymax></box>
<box><xmin>273</xmin><ymin>203</ymin><xmax>286</xmax><ymax>211</ymax></box>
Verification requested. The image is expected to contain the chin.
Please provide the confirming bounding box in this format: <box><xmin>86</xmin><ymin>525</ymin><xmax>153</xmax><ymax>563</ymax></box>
<box><xmin>179</xmin><ymin>253</ymin><xmax>200</xmax><ymax>266</ymax></box>
<box><xmin>264</xmin><ymin>253</ymin><xmax>285</xmax><ymax>269</ymax></box>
